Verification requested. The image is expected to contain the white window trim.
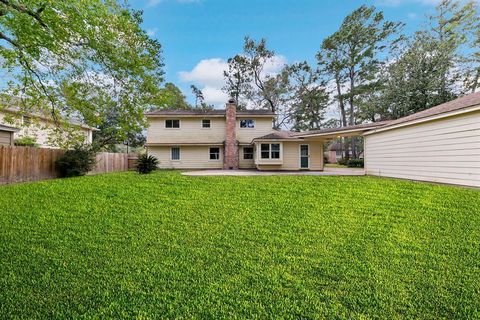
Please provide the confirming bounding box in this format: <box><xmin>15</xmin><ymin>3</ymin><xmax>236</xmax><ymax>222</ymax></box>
<box><xmin>171</xmin><ymin>147</ymin><xmax>181</xmax><ymax>161</ymax></box>
<box><xmin>201</xmin><ymin>119</ymin><xmax>211</xmax><ymax>129</ymax></box>
<box><xmin>256</xmin><ymin>142</ymin><xmax>283</xmax><ymax>162</ymax></box>
<box><xmin>165</xmin><ymin>119</ymin><xmax>181</xmax><ymax>129</ymax></box>
<box><xmin>239</xmin><ymin>119</ymin><xmax>256</xmax><ymax>129</ymax></box>
<box><xmin>208</xmin><ymin>147</ymin><xmax>221</xmax><ymax>161</ymax></box>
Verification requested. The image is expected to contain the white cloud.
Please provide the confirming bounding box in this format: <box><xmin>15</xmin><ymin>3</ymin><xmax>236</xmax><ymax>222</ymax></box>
<box><xmin>178</xmin><ymin>56</ymin><xmax>287</xmax><ymax>106</ymax></box>
<box><xmin>178</xmin><ymin>58</ymin><xmax>228</xmax><ymax>88</ymax></box>
<box><xmin>147</xmin><ymin>0</ymin><xmax>201</xmax><ymax>7</ymax></box>
<box><xmin>146</xmin><ymin>28</ymin><xmax>158</xmax><ymax>37</ymax></box>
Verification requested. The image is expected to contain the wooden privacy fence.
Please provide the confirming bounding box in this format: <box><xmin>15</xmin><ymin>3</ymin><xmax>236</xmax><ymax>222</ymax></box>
<box><xmin>0</xmin><ymin>146</ymin><xmax>137</xmax><ymax>185</ymax></box>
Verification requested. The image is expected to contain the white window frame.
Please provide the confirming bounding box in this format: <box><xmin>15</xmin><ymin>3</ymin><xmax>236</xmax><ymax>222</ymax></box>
<box><xmin>209</xmin><ymin>147</ymin><xmax>220</xmax><ymax>161</ymax></box>
<box><xmin>165</xmin><ymin>119</ymin><xmax>180</xmax><ymax>129</ymax></box>
<box><xmin>171</xmin><ymin>147</ymin><xmax>181</xmax><ymax>161</ymax></box>
<box><xmin>243</xmin><ymin>147</ymin><xmax>254</xmax><ymax>160</ymax></box>
<box><xmin>239</xmin><ymin>119</ymin><xmax>256</xmax><ymax>129</ymax></box>
<box><xmin>259</xmin><ymin>143</ymin><xmax>281</xmax><ymax>160</ymax></box>
<box><xmin>202</xmin><ymin>119</ymin><xmax>211</xmax><ymax>129</ymax></box>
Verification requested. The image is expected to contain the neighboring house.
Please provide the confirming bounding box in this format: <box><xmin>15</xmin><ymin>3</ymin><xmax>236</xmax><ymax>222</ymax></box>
<box><xmin>0</xmin><ymin>124</ymin><xmax>18</xmax><ymax>146</ymax></box>
<box><xmin>146</xmin><ymin>100</ymin><xmax>324</xmax><ymax>170</ymax></box>
<box><xmin>0</xmin><ymin>107</ymin><xmax>96</xmax><ymax>148</ymax></box>
<box><xmin>327</xmin><ymin>142</ymin><xmax>364</xmax><ymax>163</ymax></box>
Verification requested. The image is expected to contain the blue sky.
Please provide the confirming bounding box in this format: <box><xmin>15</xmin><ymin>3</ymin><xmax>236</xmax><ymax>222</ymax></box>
<box><xmin>132</xmin><ymin>0</ymin><xmax>443</xmax><ymax>106</ymax></box>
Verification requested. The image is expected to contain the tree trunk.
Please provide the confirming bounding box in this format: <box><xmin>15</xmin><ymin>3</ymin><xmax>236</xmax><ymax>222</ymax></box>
<box><xmin>348</xmin><ymin>69</ymin><xmax>357</xmax><ymax>159</ymax></box>
<box><xmin>335</xmin><ymin>73</ymin><xmax>349</xmax><ymax>160</ymax></box>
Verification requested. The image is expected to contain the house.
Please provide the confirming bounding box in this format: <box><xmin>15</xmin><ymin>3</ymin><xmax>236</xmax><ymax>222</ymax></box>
<box><xmin>0</xmin><ymin>124</ymin><xmax>18</xmax><ymax>146</ymax></box>
<box><xmin>147</xmin><ymin>92</ymin><xmax>480</xmax><ymax>187</ymax></box>
<box><xmin>145</xmin><ymin>100</ymin><xmax>324</xmax><ymax>170</ymax></box>
<box><xmin>0</xmin><ymin>105</ymin><xmax>96</xmax><ymax>148</ymax></box>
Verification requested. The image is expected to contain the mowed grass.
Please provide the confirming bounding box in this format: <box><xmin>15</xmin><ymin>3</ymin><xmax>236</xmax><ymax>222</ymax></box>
<box><xmin>0</xmin><ymin>171</ymin><xmax>479</xmax><ymax>319</ymax></box>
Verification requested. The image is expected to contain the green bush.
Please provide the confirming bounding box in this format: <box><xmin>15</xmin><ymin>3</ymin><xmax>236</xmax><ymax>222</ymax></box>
<box><xmin>14</xmin><ymin>136</ymin><xmax>38</xmax><ymax>147</ymax></box>
<box><xmin>337</xmin><ymin>158</ymin><xmax>348</xmax><ymax>166</ymax></box>
<box><xmin>347</xmin><ymin>159</ymin><xmax>364</xmax><ymax>168</ymax></box>
<box><xmin>136</xmin><ymin>154</ymin><xmax>159</xmax><ymax>174</ymax></box>
<box><xmin>56</xmin><ymin>144</ymin><xmax>97</xmax><ymax>177</ymax></box>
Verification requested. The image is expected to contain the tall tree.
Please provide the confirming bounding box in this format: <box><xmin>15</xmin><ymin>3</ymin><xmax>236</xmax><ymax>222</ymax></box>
<box><xmin>286</xmin><ymin>62</ymin><xmax>330</xmax><ymax>131</ymax></box>
<box><xmin>190</xmin><ymin>85</ymin><xmax>204</xmax><ymax>107</ymax></box>
<box><xmin>359</xmin><ymin>0</ymin><xmax>479</xmax><ymax>121</ymax></box>
<box><xmin>223</xmin><ymin>36</ymin><xmax>290</xmax><ymax>128</ymax></box>
<box><xmin>317</xmin><ymin>5</ymin><xmax>403</xmax><ymax>157</ymax></box>
<box><xmin>429</xmin><ymin>0</ymin><xmax>478</xmax><ymax>98</ymax></box>
<box><xmin>0</xmin><ymin>0</ymin><xmax>164</xmax><ymax>146</ymax></box>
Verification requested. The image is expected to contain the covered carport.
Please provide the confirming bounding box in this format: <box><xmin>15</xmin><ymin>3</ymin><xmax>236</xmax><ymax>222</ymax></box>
<box><xmin>292</xmin><ymin>121</ymin><xmax>391</xmax><ymax>170</ymax></box>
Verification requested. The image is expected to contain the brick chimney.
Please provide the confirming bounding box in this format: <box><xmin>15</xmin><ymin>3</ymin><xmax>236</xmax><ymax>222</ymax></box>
<box><xmin>223</xmin><ymin>98</ymin><xmax>239</xmax><ymax>169</ymax></box>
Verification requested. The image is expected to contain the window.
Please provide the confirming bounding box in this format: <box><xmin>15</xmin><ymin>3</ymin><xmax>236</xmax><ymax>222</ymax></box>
<box><xmin>171</xmin><ymin>147</ymin><xmax>180</xmax><ymax>160</ymax></box>
<box><xmin>22</xmin><ymin>115</ymin><xmax>31</xmax><ymax>126</ymax></box>
<box><xmin>165</xmin><ymin>119</ymin><xmax>180</xmax><ymax>128</ymax></box>
<box><xmin>209</xmin><ymin>147</ymin><xmax>220</xmax><ymax>160</ymax></box>
<box><xmin>260</xmin><ymin>143</ymin><xmax>281</xmax><ymax>159</ymax></box>
<box><xmin>202</xmin><ymin>119</ymin><xmax>211</xmax><ymax>128</ymax></box>
<box><xmin>261</xmin><ymin>144</ymin><xmax>270</xmax><ymax>159</ymax></box>
<box><xmin>243</xmin><ymin>147</ymin><xmax>254</xmax><ymax>160</ymax></box>
<box><xmin>271</xmin><ymin>144</ymin><xmax>280</xmax><ymax>159</ymax></box>
<box><xmin>240</xmin><ymin>119</ymin><xmax>255</xmax><ymax>128</ymax></box>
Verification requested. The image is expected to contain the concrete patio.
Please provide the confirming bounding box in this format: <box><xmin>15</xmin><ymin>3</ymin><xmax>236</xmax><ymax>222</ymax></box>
<box><xmin>182</xmin><ymin>167</ymin><xmax>365</xmax><ymax>176</ymax></box>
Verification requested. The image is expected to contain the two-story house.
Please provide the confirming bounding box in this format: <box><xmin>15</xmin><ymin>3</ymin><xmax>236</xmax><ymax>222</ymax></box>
<box><xmin>145</xmin><ymin>99</ymin><xmax>324</xmax><ymax>170</ymax></box>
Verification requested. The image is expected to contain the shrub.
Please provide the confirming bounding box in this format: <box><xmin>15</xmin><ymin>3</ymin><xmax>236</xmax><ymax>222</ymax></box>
<box><xmin>56</xmin><ymin>144</ymin><xmax>97</xmax><ymax>177</ymax></box>
<box><xmin>347</xmin><ymin>159</ymin><xmax>364</xmax><ymax>168</ymax></box>
<box><xmin>14</xmin><ymin>136</ymin><xmax>38</xmax><ymax>147</ymax></box>
<box><xmin>136</xmin><ymin>154</ymin><xmax>159</xmax><ymax>174</ymax></box>
<box><xmin>337</xmin><ymin>158</ymin><xmax>348</xmax><ymax>166</ymax></box>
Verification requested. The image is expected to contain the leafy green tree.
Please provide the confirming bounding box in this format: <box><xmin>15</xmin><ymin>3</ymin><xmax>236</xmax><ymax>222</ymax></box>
<box><xmin>286</xmin><ymin>62</ymin><xmax>329</xmax><ymax>131</ymax></box>
<box><xmin>0</xmin><ymin>0</ymin><xmax>164</xmax><ymax>146</ymax></box>
<box><xmin>223</xmin><ymin>37</ymin><xmax>290</xmax><ymax>128</ymax></box>
<box><xmin>317</xmin><ymin>5</ymin><xmax>403</xmax><ymax>157</ymax></box>
<box><xmin>359</xmin><ymin>0</ymin><xmax>479</xmax><ymax>121</ymax></box>
<box><xmin>156</xmin><ymin>83</ymin><xmax>190</xmax><ymax>110</ymax></box>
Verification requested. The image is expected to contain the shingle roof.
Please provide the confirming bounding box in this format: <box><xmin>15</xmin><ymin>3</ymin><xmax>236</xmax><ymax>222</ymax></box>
<box><xmin>145</xmin><ymin>109</ymin><xmax>275</xmax><ymax>116</ymax></box>
<box><xmin>292</xmin><ymin>121</ymin><xmax>392</xmax><ymax>137</ymax></box>
<box><xmin>380</xmin><ymin>91</ymin><xmax>480</xmax><ymax>128</ymax></box>
<box><xmin>0</xmin><ymin>124</ymin><xmax>19</xmax><ymax>132</ymax></box>
<box><xmin>253</xmin><ymin>130</ymin><xmax>297</xmax><ymax>140</ymax></box>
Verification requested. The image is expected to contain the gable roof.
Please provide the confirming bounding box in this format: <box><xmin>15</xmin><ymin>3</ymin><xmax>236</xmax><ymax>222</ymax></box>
<box><xmin>145</xmin><ymin>109</ymin><xmax>275</xmax><ymax>116</ymax></box>
<box><xmin>381</xmin><ymin>92</ymin><xmax>480</xmax><ymax>129</ymax></box>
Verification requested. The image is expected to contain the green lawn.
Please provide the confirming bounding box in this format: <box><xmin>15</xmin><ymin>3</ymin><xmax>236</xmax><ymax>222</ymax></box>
<box><xmin>1</xmin><ymin>172</ymin><xmax>479</xmax><ymax>319</ymax></box>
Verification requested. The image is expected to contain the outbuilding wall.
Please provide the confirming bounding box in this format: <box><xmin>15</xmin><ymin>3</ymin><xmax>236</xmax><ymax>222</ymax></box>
<box><xmin>365</xmin><ymin>111</ymin><xmax>480</xmax><ymax>187</ymax></box>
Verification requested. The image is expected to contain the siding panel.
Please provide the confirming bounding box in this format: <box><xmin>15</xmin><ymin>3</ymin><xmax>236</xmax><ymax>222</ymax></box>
<box><xmin>148</xmin><ymin>146</ymin><xmax>224</xmax><ymax>169</ymax></box>
<box><xmin>365</xmin><ymin>111</ymin><xmax>480</xmax><ymax>187</ymax></box>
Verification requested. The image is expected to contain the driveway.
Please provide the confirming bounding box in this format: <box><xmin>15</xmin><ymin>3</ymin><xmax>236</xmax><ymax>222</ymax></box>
<box><xmin>182</xmin><ymin>167</ymin><xmax>365</xmax><ymax>176</ymax></box>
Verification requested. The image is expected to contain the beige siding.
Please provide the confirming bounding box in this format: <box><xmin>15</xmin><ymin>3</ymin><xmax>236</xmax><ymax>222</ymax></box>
<box><xmin>239</xmin><ymin>145</ymin><xmax>255</xmax><ymax>169</ymax></box>
<box><xmin>236</xmin><ymin>118</ymin><xmax>273</xmax><ymax>144</ymax></box>
<box><xmin>0</xmin><ymin>112</ymin><xmax>92</xmax><ymax>147</ymax></box>
<box><xmin>147</xmin><ymin>117</ymin><xmax>226</xmax><ymax>144</ymax></box>
<box><xmin>0</xmin><ymin>131</ymin><xmax>13</xmax><ymax>145</ymax></box>
<box><xmin>256</xmin><ymin>141</ymin><xmax>323</xmax><ymax>170</ymax></box>
<box><xmin>148</xmin><ymin>146</ymin><xmax>224</xmax><ymax>169</ymax></box>
<box><xmin>365</xmin><ymin>111</ymin><xmax>480</xmax><ymax>187</ymax></box>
